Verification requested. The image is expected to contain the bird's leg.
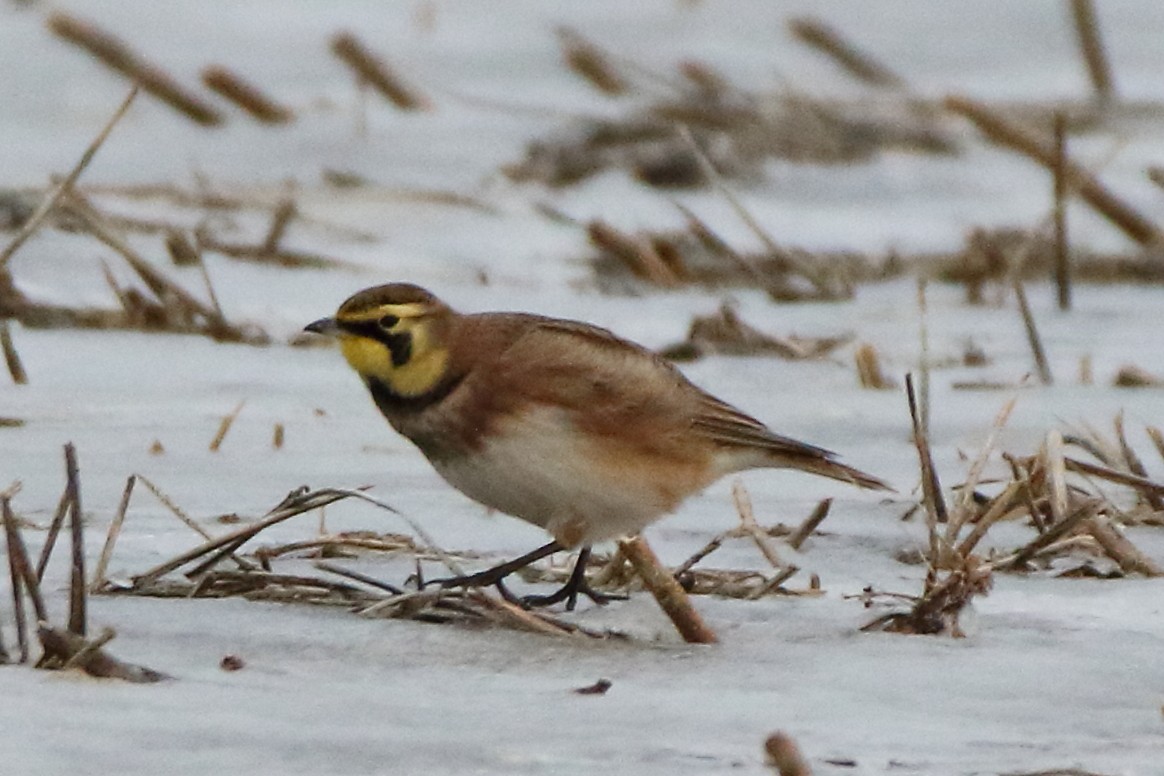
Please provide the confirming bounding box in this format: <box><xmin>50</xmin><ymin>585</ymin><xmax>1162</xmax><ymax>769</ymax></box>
<box><xmin>519</xmin><ymin>546</ymin><xmax>627</xmax><ymax>611</ymax></box>
<box><xmin>428</xmin><ymin>540</ymin><xmax>564</xmax><ymax>591</ymax></box>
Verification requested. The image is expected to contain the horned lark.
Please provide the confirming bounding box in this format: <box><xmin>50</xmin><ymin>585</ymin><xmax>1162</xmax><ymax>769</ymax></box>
<box><xmin>306</xmin><ymin>283</ymin><xmax>888</xmax><ymax>608</ymax></box>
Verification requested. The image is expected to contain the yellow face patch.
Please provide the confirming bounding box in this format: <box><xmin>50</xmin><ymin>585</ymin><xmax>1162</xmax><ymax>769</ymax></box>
<box><xmin>336</xmin><ymin>305</ymin><xmax>449</xmax><ymax>398</ymax></box>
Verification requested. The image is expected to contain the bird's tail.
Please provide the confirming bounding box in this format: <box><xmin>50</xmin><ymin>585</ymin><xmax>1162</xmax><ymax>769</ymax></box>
<box><xmin>767</xmin><ymin>450</ymin><xmax>892</xmax><ymax>491</ymax></box>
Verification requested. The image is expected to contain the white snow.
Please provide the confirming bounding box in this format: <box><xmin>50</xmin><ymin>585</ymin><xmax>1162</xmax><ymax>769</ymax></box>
<box><xmin>2</xmin><ymin>2</ymin><xmax>1164</xmax><ymax>774</ymax></box>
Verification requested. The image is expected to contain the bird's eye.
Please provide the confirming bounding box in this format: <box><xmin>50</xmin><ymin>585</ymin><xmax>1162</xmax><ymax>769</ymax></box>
<box><xmin>378</xmin><ymin>314</ymin><xmax>400</xmax><ymax>329</ymax></box>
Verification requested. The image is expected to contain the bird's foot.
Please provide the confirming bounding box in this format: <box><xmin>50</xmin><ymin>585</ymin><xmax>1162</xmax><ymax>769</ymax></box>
<box><xmin>520</xmin><ymin>579</ymin><xmax>627</xmax><ymax>611</ymax></box>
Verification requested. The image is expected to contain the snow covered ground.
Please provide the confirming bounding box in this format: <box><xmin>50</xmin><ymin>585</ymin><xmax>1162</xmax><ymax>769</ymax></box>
<box><xmin>2</xmin><ymin>2</ymin><xmax>1164</xmax><ymax>774</ymax></box>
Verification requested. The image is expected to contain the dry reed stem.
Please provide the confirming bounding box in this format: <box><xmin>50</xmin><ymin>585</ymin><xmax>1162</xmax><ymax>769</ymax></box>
<box><xmin>201</xmin><ymin>65</ymin><xmax>293</xmax><ymax>124</ymax></box>
<box><xmin>1069</xmin><ymin>0</ymin><xmax>1116</xmax><ymax>104</ymax></box>
<box><xmin>209</xmin><ymin>400</ymin><xmax>246</xmax><ymax>452</ymax></box>
<box><xmin>137</xmin><ymin>474</ymin><xmax>217</xmax><ymax>542</ymax></box>
<box><xmin>1087</xmin><ymin>516</ymin><xmax>1162</xmax><ymax>576</ymax></box>
<box><xmin>4</xmin><ymin>496</ymin><xmax>30</xmax><ymax>662</ymax></box>
<box><xmin>1052</xmin><ymin>112</ymin><xmax>1071</xmax><ymax>310</ymax></box>
<box><xmin>131</xmin><ymin>488</ymin><xmax>359</xmax><ymax>587</ymax></box>
<box><xmin>915</xmin><ymin>279</ymin><xmax>931</xmax><ymax>437</ymax></box>
<box><xmin>47</xmin><ymin>14</ymin><xmax>220</xmax><ymax>126</ymax></box>
<box><xmin>273</xmin><ymin>423</ymin><xmax>285</xmax><ymax>449</ymax></box>
<box><xmin>37</xmin><ymin>624</ymin><xmax>168</xmax><ymax>682</ymax></box>
<box><xmin>1146</xmin><ymin>426</ymin><xmax>1164</xmax><ymax>464</ymax></box>
<box><xmin>954</xmin><ymin>480</ymin><xmax>1024</xmax><ymax>557</ymax></box>
<box><xmin>906</xmin><ymin>373</ymin><xmax>948</xmax><ymax>533</ymax></box>
<box><xmin>1012</xmin><ymin>277</ymin><xmax>1053</xmax><ymax>385</ymax></box>
<box><xmin>1064</xmin><ymin>456</ymin><xmax>1164</xmax><ymax>497</ymax></box>
<box><xmin>557</xmin><ymin>28</ymin><xmax>630</xmax><ymax>95</ymax></box>
<box><xmin>854</xmin><ymin>342</ymin><xmax>893</xmax><ymax>389</ymax></box>
<box><xmin>1000</xmin><ymin>499</ymin><xmax>1101</xmax><ymax>571</ymax></box>
<box><xmin>91</xmin><ymin>475</ymin><xmax>135</xmax><ymax>592</ymax></box>
<box><xmin>62</xmin><ymin>626</ymin><xmax>116</xmax><ymax>670</ymax></box>
<box><xmin>788</xmin><ymin>499</ymin><xmax>832</xmax><ymax>551</ymax></box>
<box><xmin>1044</xmin><ymin>430</ymin><xmax>1070</xmax><ymax>524</ymax></box>
<box><xmin>946</xmin><ymin>391</ymin><xmax>1020</xmax><ymax>543</ymax></box>
<box><xmin>0</xmin><ymin>86</ymin><xmax>138</xmax><ymax>271</ymax></box>
<box><xmin>677</xmin><ymin>125</ymin><xmax>837</xmax><ymax>299</ymax></box>
<box><xmin>788</xmin><ymin>16</ymin><xmax>903</xmax><ymax>88</ymax></box>
<box><xmin>65</xmin><ymin>444</ymin><xmax>86</xmax><ymax>636</ymax></box>
<box><xmin>944</xmin><ymin>95</ymin><xmax>1160</xmax><ymax>246</ymax></box>
<box><xmin>586</xmin><ymin>221</ymin><xmax>680</xmax><ymax>287</ymax></box>
<box><xmin>732</xmin><ymin>480</ymin><xmax>783</xmax><ymax>569</ymax></box>
<box><xmin>764</xmin><ymin>730</ymin><xmax>813</xmax><ymax>776</ymax></box>
<box><xmin>34</xmin><ymin>490</ymin><xmax>71</xmax><ymax>582</ymax></box>
<box><xmin>671</xmin><ymin>201</ymin><xmax>782</xmax><ymax>292</ymax></box>
<box><xmin>64</xmin><ymin>194</ymin><xmax>266</xmax><ymax>343</ymax></box>
<box><xmin>262</xmin><ymin>199</ymin><xmax>297</xmax><ymax>253</ymax></box>
<box><xmin>330</xmin><ymin>32</ymin><xmax>431</xmax><ymax>111</ymax></box>
<box><xmin>0</xmin><ymin>320</ymin><xmax>28</xmax><ymax>384</ymax></box>
<box><xmin>619</xmin><ymin>536</ymin><xmax>717</xmax><ymax>644</ymax></box>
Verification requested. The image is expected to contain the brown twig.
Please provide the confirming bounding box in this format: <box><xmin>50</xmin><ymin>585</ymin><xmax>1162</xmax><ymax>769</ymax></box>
<box><xmin>788</xmin><ymin>499</ymin><xmax>832</xmax><ymax>551</ymax></box>
<box><xmin>1052</xmin><ymin>112</ymin><xmax>1071</xmax><ymax>310</ymax></box>
<box><xmin>788</xmin><ymin>16</ymin><xmax>903</xmax><ymax>88</ymax></box>
<box><xmin>37</xmin><ymin>624</ymin><xmax>169</xmax><ymax>682</ymax></box>
<box><xmin>0</xmin><ymin>85</ymin><xmax>138</xmax><ymax>271</ymax></box>
<box><xmin>1069</xmin><ymin>0</ymin><xmax>1116</xmax><ymax>104</ymax></box>
<box><xmin>1012</xmin><ymin>276</ymin><xmax>1053</xmax><ymax>385</ymax></box>
<box><xmin>557</xmin><ymin>27</ymin><xmax>630</xmax><ymax>95</ymax></box>
<box><xmin>201</xmin><ymin>65</ymin><xmax>294</xmax><ymax>124</ymax></box>
<box><xmin>945</xmin><ymin>95</ymin><xmax>1160</xmax><ymax>246</ymax></box>
<box><xmin>48</xmin><ymin>14</ymin><xmax>220</xmax><ymax>125</ymax></box>
<box><xmin>131</xmin><ymin>488</ymin><xmax>357</xmax><ymax>587</ymax></box>
<box><xmin>210</xmin><ymin>400</ymin><xmax>246</xmax><ymax>452</ymax></box>
<box><xmin>91</xmin><ymin>475</ymin><xmax>136</xmax><ymax>592</ymax></box>
<box><xmin>35</xmin><ymin>489</ymin><xmax>71</xmax><ymax>582</ymax></box>
<box><xmin>65</xmin><ymin>444</ymin><xmax>86</xmax><ymax>636</ymax></box>
<box><xmin>4</xmin><ymin>497</ymin><xmax>30</xmax><ymax>662</ymax></box>
<box><xmin>764</xmin><ymin>730</ymin><xmax>813</xmax><ymax>776</ymax></box>
<box><xmin>330</xmin><ymin>32</ymin><xmax>431</xmax><ymax>111</ymax></box>
<box><xmin>906</xmin><ymin>373</ymin><xmax>948</xmax><ymax>529</ymax></box>
<box><xmin>1087</xmin><ymin>516</ymin><xmax>1162</xmax><ymax>576</ymax></box>
<box><xmin>0</xmin><ymin>320</ymin><xmax>28</xmax><ymax>384</ymax></box>
<box><xmin>618</xmin><ymin>536</ymin><xmax>717</xmax><ymax>644</ymax></box>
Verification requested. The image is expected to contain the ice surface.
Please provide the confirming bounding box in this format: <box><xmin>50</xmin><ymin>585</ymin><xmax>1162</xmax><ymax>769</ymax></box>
<box><xmin>2</xmin><ymin>2</ymin><xmax>1164</xmax><ymax>774</ymax></box>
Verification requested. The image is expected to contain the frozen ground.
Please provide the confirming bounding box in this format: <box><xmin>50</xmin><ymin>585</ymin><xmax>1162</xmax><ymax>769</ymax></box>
<box><xmin>2</xmin><ymin>2</ymin><xmax>1164</xmax><ymax>774</ymax></box>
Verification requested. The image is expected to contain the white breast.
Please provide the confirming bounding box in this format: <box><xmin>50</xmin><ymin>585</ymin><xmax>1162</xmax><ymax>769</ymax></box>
<box><xmin>429</xmin><ymin>405</ymin><xmax>686</xmax><ymax>546</ymax></box>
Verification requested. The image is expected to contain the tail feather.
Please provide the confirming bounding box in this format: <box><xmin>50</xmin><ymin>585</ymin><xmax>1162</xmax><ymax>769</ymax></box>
<box><xmin>766</xmin><ymin>450</ymin><xmax>892</xmax><ymax>492</ymax></box>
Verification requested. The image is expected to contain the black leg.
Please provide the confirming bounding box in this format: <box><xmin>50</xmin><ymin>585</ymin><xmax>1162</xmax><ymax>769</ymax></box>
<box><xmin>520</xmin><ymin>547</ymin><xmax>627</xmax><ymax>611</ymax></box>
<box><xmin>427</xmin><ymin>540</ymin><xmax>563</xmax><ymax>590</ymax></box>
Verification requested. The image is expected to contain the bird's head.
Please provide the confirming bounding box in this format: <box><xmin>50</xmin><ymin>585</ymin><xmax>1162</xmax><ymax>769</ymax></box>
<box><xmin>305</xmin><ymin>283</ymin><xmax>452</xmax><ymax>398</ymax></box>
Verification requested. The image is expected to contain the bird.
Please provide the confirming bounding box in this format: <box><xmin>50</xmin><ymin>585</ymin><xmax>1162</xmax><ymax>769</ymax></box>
<box><xmin>305</xmin><ymin>282</ymin><xmax>889</xmax><ymax>609</ymax></box>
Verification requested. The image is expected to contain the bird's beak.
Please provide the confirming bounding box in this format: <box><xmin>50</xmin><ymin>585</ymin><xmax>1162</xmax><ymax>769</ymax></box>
<box><xmin>304</xmin><ymin>317</ymin><xmax>341</xmax><ymax>336</ymax></box>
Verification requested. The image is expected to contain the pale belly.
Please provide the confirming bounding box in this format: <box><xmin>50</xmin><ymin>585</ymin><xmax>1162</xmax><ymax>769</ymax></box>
<box><xmin>428</xmin><ymin>405</ymin><xmax>714</xmax><ymax>546</ymax></box>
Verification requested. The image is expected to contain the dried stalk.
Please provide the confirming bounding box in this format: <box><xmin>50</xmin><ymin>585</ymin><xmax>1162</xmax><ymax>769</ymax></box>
<box><xmin>1012</xmin><ymin>276</ymin><xmax>1053</xmax><ymax>385</ymax></box>
<box><xmin>48</xmin><ymin>14</ymin><xmax>219</xmax><ymax>125</ymax></box>
<box><xmin>209</xmin><ymin>400</ymin><xmax>246</xmax><ymax>452</ymax></box>
<box><xmin>201</xmin><ymin>65</ymin><xmax>293</xmax><ymax>124</ymax></box>
<box><xmin>788</xmin><ymin>16</ymin><xmax>903</xmax><ymax>88</ymax></box>
<box><xmin>38</xmin><ymin>624</ymin><xmax>169</xmax><ymax>682</ymax></box>
<box><xmin>330</xmin><ymin>32</ymin><xmax>431</xmax><ymax>110</ymax></box>
<box><xmin>0</xmin><ymin>320</ymin><xmax>28</xmax><ymax>384</ymax></box>
<box><xmin>945</xmin><ymin>95</ymin><xmax>1160</xmax><ymax>246</ymax></box>
<box><xmin>0</xmin><ymin>85</ymin><xmax>138</xmax><ymax>271</ymax></box>
<box><xmin>788</xmin><ymin>499</ymin><xmax>831</xmax><ymax>551</ymax></box>
<box><xmin>619</xmin><ymin>536</ymin><xmax>717</xmax><ymax>644</ymax></box>
<box><xmin>91</xmin><ymin>475</ymin><xmax>136</xmax><ymax>592</ymax></box>
<box><xmin>1052</xmin><ymin>111</ymin><xmax>1071</xmax><ymax>310</ymax></box>
<box><xmin>65</xmin><ymin>444</ymin><xmax>86</xmax><ymax>636</ymax></box>
<box><xmin>1069</xmin><ymin>0</ymin><xmax>1116</xmax><ymax>104</ymax></box>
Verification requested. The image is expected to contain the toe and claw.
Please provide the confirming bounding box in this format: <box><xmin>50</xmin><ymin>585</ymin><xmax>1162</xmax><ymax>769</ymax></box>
<box><xmin>426</xmin><ymin>543</ymin><xmax>625</xmax><ymax>612</ymax></box>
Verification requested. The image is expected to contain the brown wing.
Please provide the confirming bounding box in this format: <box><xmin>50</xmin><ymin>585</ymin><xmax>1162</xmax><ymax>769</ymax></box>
<box><xmin>463</xmin><ymin>314</ymin><xmax>888</xmax><ymax>491</ymax></box>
